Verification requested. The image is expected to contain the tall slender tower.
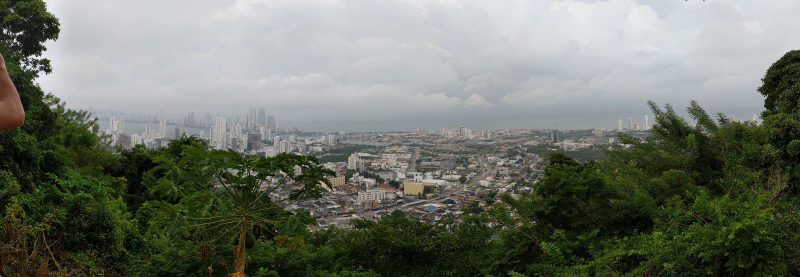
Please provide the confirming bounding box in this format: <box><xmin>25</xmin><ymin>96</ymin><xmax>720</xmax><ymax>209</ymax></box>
<box><xmin>159</xmin><ymin>117</ymin><xmax>166</xmax><ymax>138</ymax></box>
<box><xmin>618</xmin><ymin>119</ymin><xmax>623</xmax><ymax>131</ymax></box>
<box><xmin>267</xmin><ymin>116</ymin><xmax>275</xmax><ymax>131</ymax></box>
<box><xmin>258</xmin><ymin>108</ymin><xmax>267</xmax><ymax>128</ymax></box>
<box><xmin>628</xmin><ymin>117</ymin><xmax>633</xmax><ymax>130</ymax></box>
<box><xmin>644</xmin><ymin>115</ymin><xmax>650</xmax><ymax>130</ymax></box>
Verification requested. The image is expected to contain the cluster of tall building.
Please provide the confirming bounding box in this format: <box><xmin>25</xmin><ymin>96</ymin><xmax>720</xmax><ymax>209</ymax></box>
<box><xmin>107</xmin><ymin>115</ymin><xmax>178</xmax><ymax>149</ymax></box>
<box><xmin>103</xmin><ymin>107</ymin><xmax>341</xmax><ymax>155</ymax></box>
<box><xmin>617</xmin><ymin>115</ymin><xmax>651</xmax><ymax>132</ymax></box>
<box><xmin>439</xmin><ymin>126</ymin><xmax>490</xmax><ymax>139</ymax></box>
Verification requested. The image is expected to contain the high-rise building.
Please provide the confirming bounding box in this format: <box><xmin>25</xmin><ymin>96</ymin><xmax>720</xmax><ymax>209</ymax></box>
<box><xmin>628</xmin><ymin>117</ymin><xmax>633</xmax><ymax>130</ymax></box>
<box><xmin>188</xmin><ymin>112</ymin><xmax>195</xmax><ymax>126</ymax></box>
<box><xmin>328</xmin><ymin>134</ymin><xmax>336</xmax><ymax>145</ymax></box>
<box><xmin>267</xmin><ymin>116</ymin><xmax>275</xmax><ymax>131</ymax></box>
<box><xmin>618</xmin><ymin>119</ymin><xmax>623</xmax><ymax>131</ymax></box>
<box><xmin>159</xmin><ymin>117</ymin><xmax>167</xmax><ymax>138</ymax></box>
<box><xmin>279</xmin><ymin>141</ymin><xmax>290</xmax><ymax>153</ymax></box>
<box><xmin>348</xmin><ymin>154</ymin><xmax>360</xmax><ymax>170</ymax></box>
<box><xmin>644</xmin><ymin>115</ymin><xmax>650</xmax><ymax>130</ymax></box>
<box><xmin>116</xmin><ymin>133</ymin><xmax>132</xmax><ymax>150</ymax></box>
<box><xmin>234</xmin><ymin>124</ymin><xmax>243</xmax><ymax>139</ymax></box>
<box><xmin>109</xmin><ymin>116</ymin><xmax>124</xmax><ymax>134</ymax></box>
<box><xmin>248</xmin><ymin>108</ymin><xmax>257</xmax><ymax>129</ymax></box>
<box><xmin>213</xmin><ymin>116</ymin><xmax>227</xmax><ymax>150</ymax></box>
<box><xmin>230</xmin><ymin>137</ymin><xmax>239</xmax><ymax>151</ymax></box>
<box><xmin>550</xmin><ymin>130</ymin><xmax>559</xmax><ymax>143</ymax></box>
<box><xmin>247</xmin><ymin>132</ymin><xmax>262</xmax><ymax>151</ymax></box>
<box><xmin>273</xmin><ymin>136</ymin><xmax>281</xmax><ymax>149</ymax></box>
<box><xmin>258</xmin><ymin>108</ymin><xmax>267</xmax><ymax>128</ymax></box>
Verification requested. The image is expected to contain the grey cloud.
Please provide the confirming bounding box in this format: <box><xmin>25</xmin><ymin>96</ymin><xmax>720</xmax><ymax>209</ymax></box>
<box><xmin>37</xmin><ymin>0</ymin><xmax>800</xmax><ymax>131</ymax></box>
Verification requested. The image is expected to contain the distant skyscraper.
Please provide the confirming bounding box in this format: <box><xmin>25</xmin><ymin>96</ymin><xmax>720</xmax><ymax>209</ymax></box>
<box><xmin>249</xmin><ymin>108</ymin><xmax>257</xmax><ymax>129</ymax></box>
<box><xmin>109</xmin><ymin>116</ymin><xmax>124</xmax><ymax>134</ymax></box>
<box><xmin>213</xmin><ymin>116</ymin><xmax>227</xmax><ymax>150</ymax></box>
<box><xmin>279</xmin><ymin>140</ymin><xmax>290</xmax><ymax>153</ymax></box>
<box><xmin>230</xmin><ymin>137</ymin><xmax>239</xmax><ymax>151</ymax></box>
<box><xmin>550</xmin><ymin>130</ymin><xmax>559</xmax><ymax>143</ymax></box>
<box><xmin>618</xmin><ymin>119</ymin><xmax>622</xmax><ymax>131</ymax></box>
<box><xmin>628</xmin><ymin>117</ymin><xmax>633</xmax><ymax>130</ymax></box>
<box><xmin>644</xmin><ymin>115</ymin><xmax>650</xmax><ymax>130</ymax></box>
<box><xmin>234</xmin><ymin>124</ymin><xmax>243</xmax><ymax>139</ymax></box>
<box><xmin>188</xmin><ymin>112</ymin><xmax>195</xmax><ymax>126</ymax></box>
<box><xmin>159</xmin><ymin>117</ymin><xmax>166</xmax><ymax>138</ymax></box>
<box><xmin>267</xmin><ymin>116</ymin><xmax>275</xmax><ymax>131</ymax></box>
<box><xmin>274</xmin><ymin>135</ymin><xmax>281</xmax><ymax>149</ymax></box>
<box><xmin>258</xmin><ymin>108</ymin><xmax>267</xmax><ymax>128</ymax></box>
<box><xmin>348</xmin><ymin>154</ymin><xmax>360</xmax><ymax>170</ymax></box>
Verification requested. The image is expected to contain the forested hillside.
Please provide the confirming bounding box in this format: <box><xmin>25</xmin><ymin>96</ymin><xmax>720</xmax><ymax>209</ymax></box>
<box><xmin>3</xmin><ymin>1</ymin><xmax>800</xmax><ymax>276</ymax></box>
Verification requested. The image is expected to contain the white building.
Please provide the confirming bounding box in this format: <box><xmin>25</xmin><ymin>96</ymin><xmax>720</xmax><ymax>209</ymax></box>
<box><xmin>109</xmin><ymin>116</ymin><xmax>124</xmax><ymax>134</ymax></box>
<box><xmin>347</xmin><ymin>154</ymin><xmax>361</xmax><ymax>170</ymax></box>
<box><xmin>279</xmin><ymin>140</ymin><xmax>291</xmax><ymax>153</ymax></box>
<box><xmin>356</xmin><ymin>189</ymin><xmax>395</xmax><ymax>205</ymax></box>
<box><xmin>213</xmin><ymin>116</ymin><xmax>227</xmax><ymax>150</ymax></box>
<box><xmin>159</xmin><ymin>117</ymin><xmax>167</xmax><ymax>138</ymax></box>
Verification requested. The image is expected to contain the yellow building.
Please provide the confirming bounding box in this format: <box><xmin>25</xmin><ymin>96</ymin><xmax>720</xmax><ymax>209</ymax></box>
<box><xmin>404</xmin><ymin>180</ymin><xmax>425</xmax><ymax>196</ymax></box>
<box><xmin>320</xmin><ymin>176</ymin><xmax>346</xmax><ymax>191</ymax></box>
<box><xmin>328</xmin><ymin>176</ymin><xmax>345</xmax><ymax>188</ymax></box>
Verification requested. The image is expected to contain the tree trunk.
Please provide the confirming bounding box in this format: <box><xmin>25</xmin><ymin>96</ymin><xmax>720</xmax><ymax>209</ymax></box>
<box><xmin>233</xmin><ymin>221</ymin><xmax>247</xmax><ymax>275</ymax></box>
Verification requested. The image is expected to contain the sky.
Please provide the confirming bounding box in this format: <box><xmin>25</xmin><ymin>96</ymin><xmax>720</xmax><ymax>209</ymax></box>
<box><xmin>37</xmin><ymin>0</ymin><xmax>800</xmax><ymax>132</ymax></box>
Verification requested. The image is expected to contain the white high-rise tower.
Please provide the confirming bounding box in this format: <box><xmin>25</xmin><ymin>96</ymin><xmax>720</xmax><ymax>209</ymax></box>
<box><xmin>213</xmin><ymin>117</ymin><xmax>227</xmax><ymax>149</ymax></box>
<box><xmin>618</xmin><ymin>119</ymin><xmax>623</xmax><ymax>131</ymax></box>
<box><xmin>628</xmin><ymin>117</ymin><xmax>633</xmax><ymax>130</ymax></box>
<box><xmin>644</xmin><ymin>115</ymin><xmax>650</xmax><ymax>130</ymax></box>
<box><xmin>159</xmin><ymin>117</ymin><xmax>167</xmax><ymax>138</ymax></box>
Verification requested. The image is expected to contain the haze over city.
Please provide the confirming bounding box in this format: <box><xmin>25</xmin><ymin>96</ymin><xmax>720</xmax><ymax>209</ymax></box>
<box><xmin>33</xmin><ymin>0</ymin><xmax>798</xmax><ymax>131</ymax></box>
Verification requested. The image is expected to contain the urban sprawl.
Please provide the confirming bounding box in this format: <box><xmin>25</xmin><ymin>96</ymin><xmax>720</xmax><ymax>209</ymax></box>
<box><xmin>95</xmin><ymin>108</ymin><xmax>759</xmax><ymax>231</ymax></box>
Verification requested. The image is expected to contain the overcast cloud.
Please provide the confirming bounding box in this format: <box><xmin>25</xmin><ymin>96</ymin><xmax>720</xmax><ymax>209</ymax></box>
<box><xmin>37</xmin><ymin>0</ymin><xmax>800</xmax><ymax>131</ymax></box>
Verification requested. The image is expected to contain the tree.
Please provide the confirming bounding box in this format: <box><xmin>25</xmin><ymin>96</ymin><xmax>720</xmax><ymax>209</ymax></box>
<box><xmin>389</xmin><ymin>209</ymin><xmax>405</xmax><ymax>219</ymax></box>
<box><xmin>149</xmin><ymin>145</ymin><xmax>334</xmax><ymax>276</ymax></box>
<box><xmin>458</xmin><ymin>176</ymin><xmax>467</xmax><ymax>184</ymax></box>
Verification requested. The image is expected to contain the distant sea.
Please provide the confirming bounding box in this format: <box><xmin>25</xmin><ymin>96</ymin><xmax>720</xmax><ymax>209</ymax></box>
<box><xmin>96</xmin><ymin>120</ymin><xmax>208</xmax><ymax>136</ymax></box>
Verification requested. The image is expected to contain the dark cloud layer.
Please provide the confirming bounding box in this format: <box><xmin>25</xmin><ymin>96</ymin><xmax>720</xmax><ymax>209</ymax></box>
<box><xmin>38</xmin><ymin>0</ymin><xmax>800</xmax><ymax>131</ymax></box>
